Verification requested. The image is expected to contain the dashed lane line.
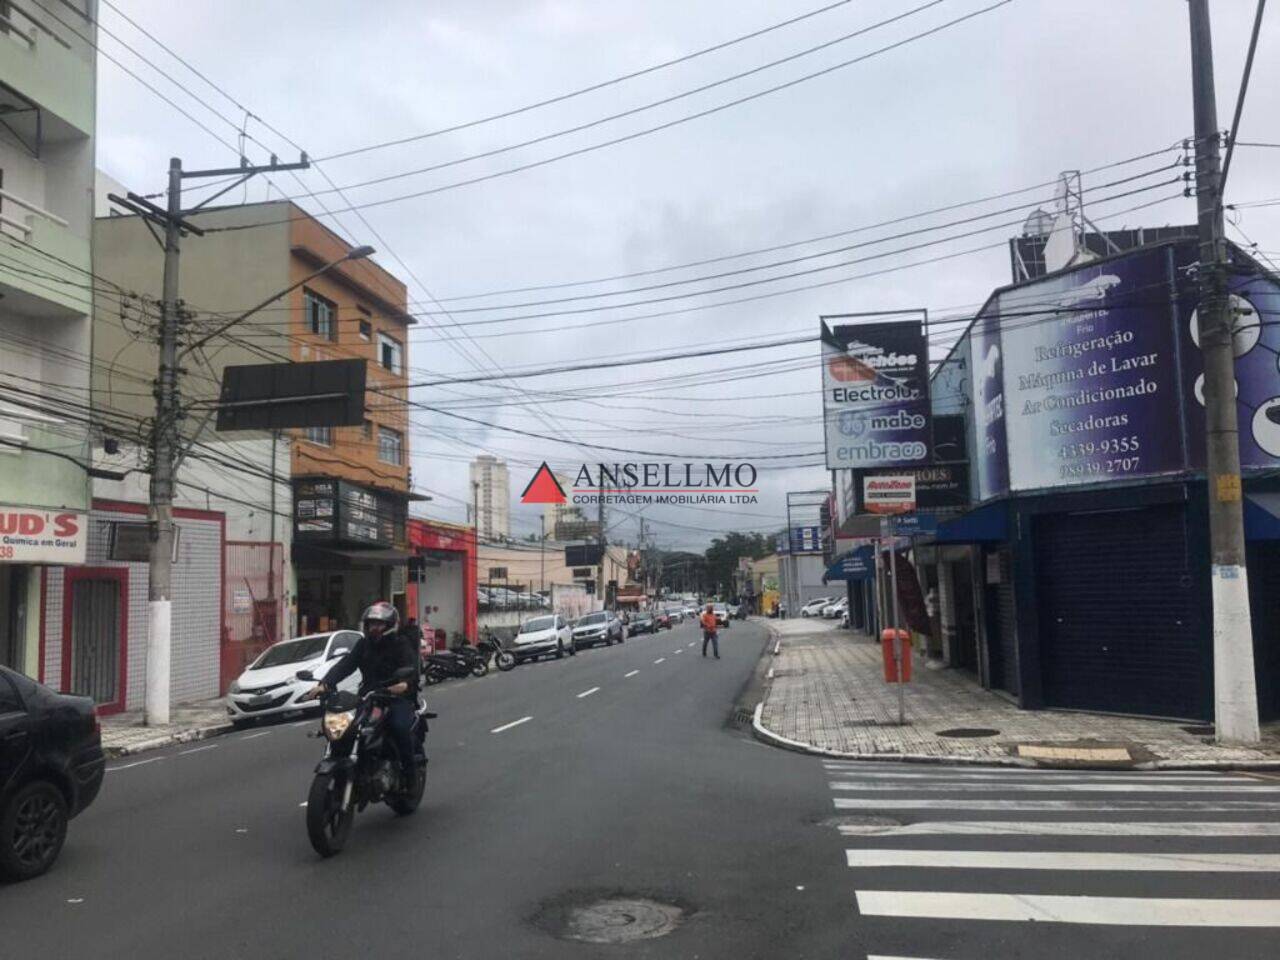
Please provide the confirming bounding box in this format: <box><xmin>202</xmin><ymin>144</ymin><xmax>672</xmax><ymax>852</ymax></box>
<box><xmin>178</xmin><ymin>744</ymin><xmax>219</xmax><ymax>756</ymax></box>
<box><xmin>654</xmin><ymin>658</ymin><xmax>666</xmax><ymax>664</ymax></box>
<box><xmin>105</xmin><ymin>756</ymin><xmax>167</xmax><ymax>773</ymax></box>
<box><xmin>577</xmin><ymin>687</ymin><xmax>600</xmax><ymax>699</ymax></box>
<box><xmin>624</xmin><ymin>670</ymin><xmax>639</xmax><ymax>677</ymax></box>
<box><xmin>490</xmin><ymin>716</ymin><xmax>533</xmax><ymax>734</ymax></box>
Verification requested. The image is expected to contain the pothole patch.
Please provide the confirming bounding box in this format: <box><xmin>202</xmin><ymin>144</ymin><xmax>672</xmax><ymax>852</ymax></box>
<box><xmin>936</xmin><ymin>727</ymin><xmax>1001</xmax><ymax>739</ymax></box>
<box><xmin>533</xmin><ymin>891</ymin><xmax>687</xmax><ymax>944</ymax></box>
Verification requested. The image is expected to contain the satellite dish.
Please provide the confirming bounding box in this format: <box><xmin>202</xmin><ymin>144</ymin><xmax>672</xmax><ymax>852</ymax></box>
<box><xmin>1022</xmin><ymin>208</ymin><xmax>1053</xmax><ymax>237</ymax></box>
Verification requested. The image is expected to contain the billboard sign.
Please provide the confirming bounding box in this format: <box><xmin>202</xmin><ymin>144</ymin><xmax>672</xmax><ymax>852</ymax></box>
<box><xmin>999</xmin><ymin>250</ymin><xmax>1184</xmax><ymax>491</ymax></box>
<box><xmin>856</xmin><ymin>464</ymin><xmax>969</xmax><ymax>512</ymax></box>
<box><xmin>821</xmin><ymin>316</ymin><xmax>931</xmax><ymax>469</ymax></box>
<box><xmin>788</xmin><ymin>526</ymin><xmax>823</xmax><ymax>553</ymax></box>
<box><xmin>862</xmin><ymin>475</ymin><xmax>916</xmax><ymax>515</ymax></box>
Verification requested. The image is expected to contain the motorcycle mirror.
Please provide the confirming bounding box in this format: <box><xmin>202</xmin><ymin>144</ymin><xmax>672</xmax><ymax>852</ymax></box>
<box><xmin>296</xmin><ymin>669</ymin><xmax>315</xmax><ymax>681</ymax></box>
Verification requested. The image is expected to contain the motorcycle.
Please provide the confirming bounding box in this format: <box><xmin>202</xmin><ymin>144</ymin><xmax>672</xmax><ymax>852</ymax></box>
<box><xmin>297</xmin><ymin>666</ymin><xmax>431</xmax><ymax>858</ymax></box>
<box><xmin>478</xmin><ymin>631</ymin><xmax>516</xmax><ymax>672</ymax></box>
<box><xmin>422</xmin><ymin>647</ymin><xmax>486</xmax><ymax>683</ymax></box>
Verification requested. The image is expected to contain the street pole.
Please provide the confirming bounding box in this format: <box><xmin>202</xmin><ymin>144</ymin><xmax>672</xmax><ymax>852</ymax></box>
<box><xmin>1188</xmin><ymin>0</ymin><xmax>1260</xmax><ymax>744</ymax></box>
<box><xmin>539</xmin><ymin>514</ymin><xmax>546</xmax><ymax>595</ymax></box>
<box><xmin>145</xmin><ymin>158</ymin><xmax>183</xmax><ymax>726</ymax></box>
<box><xmin>889</xmin><ymin>536</ymin><xmax>905</xmax><ymax>726</ymax></box>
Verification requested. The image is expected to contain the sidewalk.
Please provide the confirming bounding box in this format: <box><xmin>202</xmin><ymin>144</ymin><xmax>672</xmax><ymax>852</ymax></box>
<box><xmin>755</xmin><ymin>619</ymin><xmax>1280</xmax><ymax>768</ymax></box>
<box><xmin>101</xmin><ymin>698</ymin><xmax>234</xmax><ymax>757</ymax></box>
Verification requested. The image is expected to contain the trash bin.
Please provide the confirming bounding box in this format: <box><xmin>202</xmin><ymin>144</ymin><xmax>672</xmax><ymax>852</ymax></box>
<box><xmin>880</xmin><ymin>628</ymin><xmax>912</xmax><ymax>683</ymax></box>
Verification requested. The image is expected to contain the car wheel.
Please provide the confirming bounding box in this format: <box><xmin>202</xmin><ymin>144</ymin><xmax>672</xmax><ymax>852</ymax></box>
<box><xmin>0</xmin><ymin>780</ymin><xmax>69</xmax><ymax>881</ymax></box>
<box><xmin>568</xmin><ymin>641</ymin><xmax>576</xmax><ymax>656</ymax></box>
<box><xmin>556</xmin><ymin>640</ymin><xmax>565</xmax><ymax>660</ymax></box>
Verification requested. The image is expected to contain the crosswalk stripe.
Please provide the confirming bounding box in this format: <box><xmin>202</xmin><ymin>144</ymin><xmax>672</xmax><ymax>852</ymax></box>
<box><xmin>845</xmin><ymin>849</ymin><xmax>1280</xmax><ymax>871</ymax></box>
<box><xmin>854</xmin><ymin>891</ymin><xmax>1280</xmax><ymax>926</ymax></box>
<box><xmin>838</xmin><ymin>820</ymin><xmax>1280</xmax><ymax>838</ymax></box>
<box><xmin>821</xmin><ymin>769</ymin><xmax>1254</xmax><ymax>784</ymax></box>
<box><xmin>834</xmin><ymin>798</ymin><xmax>1280</xmax><ymax>811</ymax></box>
<box><xmin>822</xmin><ymin>764</ymin><xmax>1246</xmax><ymax>779</ymax></box>
<box><xmin>828</xmin><ymin>781</ymin><xmax>1280</xmax><ymax>793</ymax></box>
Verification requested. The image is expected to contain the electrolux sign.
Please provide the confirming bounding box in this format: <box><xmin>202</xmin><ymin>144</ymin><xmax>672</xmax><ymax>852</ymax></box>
<box><xmin>999</xmin><ymin>248</ymin><xmax>1183</xmax><ymax>491</ymax></box>
<box><xmin>821</xmin><ymin>316</ymin><xmax>931</xmax><ymax>470</ymax></box>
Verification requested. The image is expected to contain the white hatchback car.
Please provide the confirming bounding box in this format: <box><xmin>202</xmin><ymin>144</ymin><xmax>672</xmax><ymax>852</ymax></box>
<box><xmin>512</xmin><ymin>614</ymin><xmax>574</xmax><ymax>663</ymax></box>
<box><xmin>226</xmin><ymin>631</ymin><xmax>362</xmax><ymax>726</ymax></box>
<box><xmin>799</xmin><ymin>597</ymin><xmax>834</xmax><ymax>617</ymax></box>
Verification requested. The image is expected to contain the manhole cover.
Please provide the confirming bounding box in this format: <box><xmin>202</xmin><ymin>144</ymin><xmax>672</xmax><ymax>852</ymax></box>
<box><xmin>936</xmin><ymin>727</ymin><xmax>1001</xmax><ymax>738</ymax></box>
<box><xmin>561</xmin><ymin>898</ymin><xmax>683</xmax><ymax>944</ymax></box>
<box><xmin>1182</xmin><ymin>725</ymin><xmax>1215</xmax><ymax>736</ymax></box>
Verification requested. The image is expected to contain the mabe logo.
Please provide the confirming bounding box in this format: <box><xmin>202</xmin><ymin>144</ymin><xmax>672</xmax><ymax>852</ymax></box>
<box><xmin>520</xmin><ymin>462</ymin><xmax>567</xmax><ymax>504</ymax></box>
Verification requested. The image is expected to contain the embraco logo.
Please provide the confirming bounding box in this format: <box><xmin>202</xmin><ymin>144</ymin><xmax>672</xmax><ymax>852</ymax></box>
<box><xmin>520</xmin><ymin>462</ymin><xmax>567</xmax><ymax>504</ymax></box>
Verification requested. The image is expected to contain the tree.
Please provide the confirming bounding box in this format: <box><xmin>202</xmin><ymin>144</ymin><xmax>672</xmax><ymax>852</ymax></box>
<box><xmin>703</xmin><ymin>531</ymin><xmax>771</xmax><ymax>598</ymax></box>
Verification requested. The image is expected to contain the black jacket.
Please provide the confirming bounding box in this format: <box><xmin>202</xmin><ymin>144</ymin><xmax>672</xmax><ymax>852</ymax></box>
<box><xmin>322</xmin><ymin>630</ymin><xmax>419</xmax><ymax>697</ymax></box>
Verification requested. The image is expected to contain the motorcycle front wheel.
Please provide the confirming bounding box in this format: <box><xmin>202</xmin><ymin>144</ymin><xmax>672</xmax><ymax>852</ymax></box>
<box><xmin>495</xmin><ymin>650</ymin><xmax>516</xmax><ymax>671</ymax></box>
<box><xmin>387</xmin><ymin>764</ymin><xmax>426</xmax><ymax>816</ymax></box>
<box><xmin>306</xmin><ymin>773</ymin><xmax>354</xmax><ymax>857</ymax></box>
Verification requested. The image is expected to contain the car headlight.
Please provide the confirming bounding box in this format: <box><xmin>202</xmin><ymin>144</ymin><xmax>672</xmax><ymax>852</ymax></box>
<box><xmin>228</xmin><ymin>680</ymin><xmax>242</xmax><ymax>695</ymax></box>
<box><xmin>323</xmin><ymin>710</ymin><xmax>355</xmax><ymax>741</ymax></box>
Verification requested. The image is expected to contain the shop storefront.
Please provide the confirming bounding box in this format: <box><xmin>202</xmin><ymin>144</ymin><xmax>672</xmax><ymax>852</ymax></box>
<box><xmin>407</xmin><ymin>517</ymin><xmax>477</xmax><ymax>649</ymax></box>
<box><xmin>1</xmin><ymin>506</ymin><xmax>87</xmax><ymax>677</ymax></box>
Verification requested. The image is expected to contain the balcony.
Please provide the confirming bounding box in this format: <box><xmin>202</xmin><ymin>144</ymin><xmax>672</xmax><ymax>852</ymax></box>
<box><xmin>0</xmin><ymin>0</ymin><xmax>95</xmax><ymax>136</ymax></box>
<box><xmin>0</xmin><ymin>187</ymin><xmax>92</xmax><ymax>318</ymax></box>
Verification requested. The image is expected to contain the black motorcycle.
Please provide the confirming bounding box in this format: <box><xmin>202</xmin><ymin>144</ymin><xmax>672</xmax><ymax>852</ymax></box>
<box><xmin>478</xmin><ymin>631</ymin><xmax>516</xmax><ymax>672</ymax></box>
<box><xmin>298</xmin><ymin>669</ymin><xmax>430</xmax><ymax>858</ymax></box>
<box><xmin>422</xmin><ymin>647</ymin><xmax>486</xmax><ymax>683</ymax></box>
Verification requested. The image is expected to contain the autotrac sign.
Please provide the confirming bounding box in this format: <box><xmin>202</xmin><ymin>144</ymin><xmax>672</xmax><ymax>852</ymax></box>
<box><xmin>821</xmin><ymin>316</ymin><xmax>931</xmax><ymax>469</ymax></box>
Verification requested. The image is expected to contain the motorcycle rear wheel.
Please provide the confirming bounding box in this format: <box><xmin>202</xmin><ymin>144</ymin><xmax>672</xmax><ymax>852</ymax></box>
<box><xmin>306</xmin><ymin>773</ymin><xmax>354</xmax><ymax>857</ymax></box>
<box><xmin>495</xmin><ymin>650</ymin><xmax>516</xmax><ymax>671</ymax></box>
<box><xmin>471</xmin><ymin>660</ymin><xmax>489</xmax><ymax>677</ymax></box>
<box><xmin>387</xmin><ymin>764</ymin><xmax>426</xmax><ymax>816</ymax></box>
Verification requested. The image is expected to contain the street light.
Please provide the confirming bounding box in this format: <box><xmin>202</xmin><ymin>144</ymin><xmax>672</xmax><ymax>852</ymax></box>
<box><xmin>181</xmin><ymin>244</ymin><xmax>375</xmax><ymax>357</ymax></box>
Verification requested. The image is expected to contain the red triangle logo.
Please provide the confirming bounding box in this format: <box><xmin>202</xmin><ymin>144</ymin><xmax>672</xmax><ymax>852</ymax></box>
<box><xmin>521</xmin><ymin>462</ymin><xmax>567</xmax><ymax>504</ymax></box>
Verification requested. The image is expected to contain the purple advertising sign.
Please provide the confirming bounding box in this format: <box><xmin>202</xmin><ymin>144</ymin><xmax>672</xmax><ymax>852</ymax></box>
<box><xmin>997</xmin><ymin>247</ymin><xmax>1184</xmax><ymax>491</ymax></box>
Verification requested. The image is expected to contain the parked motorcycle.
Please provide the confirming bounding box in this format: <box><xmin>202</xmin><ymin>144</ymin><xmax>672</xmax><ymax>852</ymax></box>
<box><xmin>422</xmin><ymin>648</ymin><xmax>486</xmax><ymax>683</ymax></box>
<box><xmin>297</xmin><ymin>667</ymin><xmax>431</xmax><ymax>858</ymax></box>
<box><xmin>478</xmin><ymin>631</ymin><xmax>516</xmax><ymax>672</ymax></box>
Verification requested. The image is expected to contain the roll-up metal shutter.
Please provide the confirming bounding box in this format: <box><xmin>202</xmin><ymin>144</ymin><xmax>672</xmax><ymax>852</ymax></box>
<box><xmin>1034</xmin><ymin>503</ymin><xmax>1202</xmax><ymax>719</ymax></box>
<box><xmin>1246</xmin><ymin>542</ymin><xmax>1280</xmax><ymax>722</ymax></box>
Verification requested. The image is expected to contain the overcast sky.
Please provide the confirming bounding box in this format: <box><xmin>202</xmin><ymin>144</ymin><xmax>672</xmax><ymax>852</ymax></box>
<box><xmin>94</xmin><ymin>0</ymin><xmax>1280</xmax><ymax>550</ymax></box>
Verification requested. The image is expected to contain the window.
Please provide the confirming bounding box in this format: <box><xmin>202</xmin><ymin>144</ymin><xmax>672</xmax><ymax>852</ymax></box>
<box><xmin>378</xmin><ymin>332</ymin><xmax>403</xmax><ymax>374</ymax></box>
<box><xmin>305</xmin><ymin>289</ymin><xmax>337</xmax><ymax>340</ymax></box>
<box><xmin>0</xmin><ymin>670</ymin><xmax>23</xmax><ymax>715</ymax></box>
<box><xmin>377</xmin><ymin>425</ymin><xmax>403</xmax><ymax>465</ymax></box>
<box><xmin>358</xmin><ymin>319</ymin><xmax>372</xmax><ymax>340</ymax></box>
<box><xmin>362</xmin><ymin>419</ymin><xmax>373</xmax><ymax>440</ymax></box>
<box><xmin>304</xmin><ymin>425</ymin><xmax>332</xmax><ymax>446</ymax></box>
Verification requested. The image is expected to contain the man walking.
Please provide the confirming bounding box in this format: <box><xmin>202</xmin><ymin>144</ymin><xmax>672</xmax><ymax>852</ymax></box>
<box><xmin>700</xmin><ymin>603</ymin><xmax>720</xmax><ymax>659</ymax></box>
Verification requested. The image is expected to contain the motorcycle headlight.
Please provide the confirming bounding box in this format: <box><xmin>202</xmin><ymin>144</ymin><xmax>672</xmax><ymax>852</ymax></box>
<box><xmin>323</xmin><ymin>710</ymin><xmax>355</xmax><ymax>741</ymax></box>
<box><xmin>228</xmin><ymin>680</ymin><xmax>242</xmax><ymax>695</ymax></box>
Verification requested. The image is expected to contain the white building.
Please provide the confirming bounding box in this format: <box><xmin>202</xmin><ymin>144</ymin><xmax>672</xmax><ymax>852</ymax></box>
<box><xmin>0</xmin><ymin>1</ymin><xmax>98</xmax><ymax>678</ymax></box>
<box><xmin>469</xmin><ymin>455</ymin><xmax>510</xmax><ymax>541</ymax></box>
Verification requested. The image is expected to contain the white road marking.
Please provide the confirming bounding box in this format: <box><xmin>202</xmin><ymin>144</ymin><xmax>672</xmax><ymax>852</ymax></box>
<box><xmin>299</xmin><ymin>801</ymin><xmax>308</xmax><ymax>807</ymax></box>
<box><xmin>654</xmin><ymin>658</ymin><xmax>666</xmax><ymax>664</ymax></box>
<box><xmin>624</xmin><ymin>670</ymin><xmax>639</xmax><ymax>678</ymax></box>
<box><xmin>239</xmin><ymin>731</ymin><xmax>271</xmax><ymax>740</ymax></box>
<box><xmin>66</xmin><ymin>898</ymin><xmax>84</xmax><ymax>904</ymax></box>
<box><xmin>839</xmin><ymin>820</ymin><xmax>1280</xmax><ymax>838</ymax></box>
<box><xmin>820</xmin><ymin>766</ymin><xmax>1251</xmax><ymax>782</ymax></box>
<box><xmin>846</xmin><ymin>849</ymin><xmax>1280</xmax><ymax>872</ymax></box>
<box><xmin>829</xmin><ymin>781</ymin><xmax>1280</xmax><ymax>793</ymax></box>
<box><xmin>835</xmin><ymin>798</ymin><xmax>1280</xmax><ymax>811</ymax></box>
<box><xmin>178</xmin><ymin>744</ymin><xmax>219</xmax><ymax>756</ymax></box>
<box><xmin>577</xmin><ymin>687</ymin><xmax>600</xmax><ymax>699</ymax></box>
<box><xmin>687</xmin><ymin>642</ymin><xmax>695</xmax><ymax>647</ymax></box>
<box><xmin>821</xmin><ymin>763</ymin><xmax>1239</xmax><ymax>777</ymax></box>
<box><xmin>105</xmin><ymin>756</ymin><xmax>166</xmax><ymax>772</ymax></box>
<box><xmin>674</xmin><ymin>648</ymin><xmax>683</xmax><ymax>655</ymax></box>
<box><xmin>288</xmin><ymin>719</ymin><xmax>312</xmax><ymax>727</ymax></box>
<box><xmin>854</xmin><ymin>891</ymin><xmax>1280</xmax><ymax>927</ymax></box>
<box><xmin>490</xmin><ymin>716</ymin><xmax>533</xmax><ymax>734</ymax></box>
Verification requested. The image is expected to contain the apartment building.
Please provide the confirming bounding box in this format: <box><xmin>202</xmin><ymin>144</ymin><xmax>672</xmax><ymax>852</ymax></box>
<box><xmin>0</xmin><ymin>0</ymin><xmax>97</xmax><ymax>679</ymax></box>
<box><xmin>470</xmin><ymin>455</ymin><xmax>510</xmax><ymax>541</ymax></box>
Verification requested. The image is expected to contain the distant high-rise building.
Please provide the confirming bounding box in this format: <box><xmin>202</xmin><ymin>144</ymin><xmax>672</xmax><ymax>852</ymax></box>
<box><xmin>470</xmin><ymin>456</ymin><xmax>510</xmax><ymax>541</ymax></box>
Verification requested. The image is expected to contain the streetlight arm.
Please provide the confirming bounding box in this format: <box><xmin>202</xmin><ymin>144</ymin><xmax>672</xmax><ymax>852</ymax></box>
<box><xmin>179</xmin><ymin>246</ymin><xmax>374</xmax><ymax>359</ymax></box>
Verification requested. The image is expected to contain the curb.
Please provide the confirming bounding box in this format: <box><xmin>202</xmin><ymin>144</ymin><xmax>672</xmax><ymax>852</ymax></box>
<box><xmin>103</xmin><ymin>720</ymin><xmax>236</xmax><ymax>758</ymax></box>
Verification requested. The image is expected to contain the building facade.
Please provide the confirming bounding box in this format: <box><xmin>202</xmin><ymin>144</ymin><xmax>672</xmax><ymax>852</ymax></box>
<box><xmin>470</xmin><ymin>455</ymin><xmax>509</xmax><ymax>541</ymax></box>
<box><xmin>0</xmin><ymin>1</ymin><xmax>97</xmax><ymax>677</ymax></box>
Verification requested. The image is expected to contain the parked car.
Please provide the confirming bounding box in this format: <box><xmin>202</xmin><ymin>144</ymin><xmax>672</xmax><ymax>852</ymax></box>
<box><xmin>799</xmin><ymin>597</ymin><xmax>833</xmax><ymax>617</ymax></box>
<box><xmin>665</xmin><ymin>608</ymin><xmax>684</xmax><ymax>624</ymax></box>
<box><xmin>653</xmin><ymin>610</ymin><xmax>672</xmax><ymax>629</ymax></box>
<box><xmin>682</xmin><ymin>605</ymin><xmax>698</xmax><ymax>619</ymax></box>
<box><xmin>711</xmin><ymin>603</ymin><xmax>732</xmax><ymax>627</ymax></box>
<box><xmin>512</xmin><ymin>614</ymin><xmax>574</xmax><ymax>662</ymax></box>
<box><xmin>572</xmin><ymin>610</ymin><xmax>625</xmax><ymax>649</ymax></box>
<box><xmin>629</xmin><ymin>612</ymin><xmax>657</xmax><ymax>635</ymax></box>
<box><xmin>823</xmin><ymin>597</ymin><xmax>848</xmax><ymax>619</ymax></box>
<box><xmin>0</xmin><ymin>666</ymin><xmax>105</xmax><ymax>881</ymax></box>
<box><xmin>226</xmin><ymin>631</ymin><xmax>362</xmax><ymax>726</ymax></box>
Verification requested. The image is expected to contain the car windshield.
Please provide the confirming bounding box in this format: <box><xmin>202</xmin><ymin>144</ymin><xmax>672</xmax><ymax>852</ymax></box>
<box><xmin>252</xmin><ymin>635</ymin><xmax>330</xmax><ymax>669</ymax></box>
<box><xmin>578</xmin><ymin>612</ymin><xmax>607</xmax><ymax>625</ymax></box>
<box><xmin>521</xmin><ymin>617</ymin><xmax>555</xmax><ymax>633</ymax></box>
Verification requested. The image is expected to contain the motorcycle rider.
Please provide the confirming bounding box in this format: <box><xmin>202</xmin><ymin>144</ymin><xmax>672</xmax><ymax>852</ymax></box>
<box><xmin>305</xmin><ymin>601</ymin><xmax>421</xmax><ymax>788</ymax></box>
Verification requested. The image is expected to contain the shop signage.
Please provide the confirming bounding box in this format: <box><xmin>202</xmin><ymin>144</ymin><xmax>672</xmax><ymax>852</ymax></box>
<box><xmin>999</xmin><ymin>249</ymin><xmax>1183</xmax><ymax>491</ymax></box>
<box><xmin>881</xmin><ymin>511</ymin><xmax>940</xmax><ymax>538</ymax></box>
<box><xmin>788</xmin><ymin>525</ymin><xmax>823</xmax><ymax>553</ymax></box>
<box><xmin>862</xmin><ymin>475</ymin><xmax>916</xmax><ymax>515</ymax></box>
<box><xmin>293</xmin><ymin>478</ymin><xmax>399</xmax><ymax>547</ymax></box>
<box><xmin>821</xmin><ymin>316</ymin><xmax>931</xmax><ymax>469</ymax></box>
<box><xmin>856</xmin><ymin>463</ymin><xmax>969</xmax><ymax>513</ymax></box>
<box><xmin>0</xmin><ymin>507</ymin><xmax>86</xmax><ymax>564</ymax></box>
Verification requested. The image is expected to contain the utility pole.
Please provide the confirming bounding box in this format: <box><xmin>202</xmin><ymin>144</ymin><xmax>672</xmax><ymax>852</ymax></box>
<box><xmin>597</xmin><ymin>486</ymin><xmax>606</xmax><ymax>608</ymax></box>
<box><xmin>126</xmin><ymin>153</ymin><xmax>311</xmax><ymax>726</ymax></box>
<box><xmin>539</xmin><ymin>514</ymin><xmax>546</xmax><ymax>596</ymax></box>
<box><xmin>1188</xmin><ymin>0</ymin><xmax>1260</xmax><ymax>744</ymax></box>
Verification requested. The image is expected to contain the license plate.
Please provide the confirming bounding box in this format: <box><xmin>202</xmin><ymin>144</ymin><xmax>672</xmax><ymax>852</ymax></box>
<box><xmin>247</xmin><ymin>694</ymin><xmax>272</xmax><ymax>707</ymax></box>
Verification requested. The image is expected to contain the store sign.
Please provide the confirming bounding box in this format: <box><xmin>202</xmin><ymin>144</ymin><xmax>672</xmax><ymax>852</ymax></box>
<box><xmin>821</xmin><ymin>316</ymin><xmax>931</xmax><ymax>469</ymax></box>
<box><xmin>882</xmin><ymin>511</ymin><xmax>940</xmax><ymax>538</ymax></box>
<box><xmin>788</xmin><ymin>525</ymin><xmax>823</xmax><ymax>553</ymax></box>
<box><xmin>0</xmin><ymin>507</ymin><xmax>86</xmax><ymax>564</ymax></box>
<box><xmin>862</xmin><ymin>475</ymin><xmax>916</xmax><ymax>515</ymax></box>
<box><xmin>999</xmin><ymin>250</ymin><xmax>1183</xmax><ymax>491</ymax></box>
<box><xmin>856</xmin><ymin>463</ymin><xmax>969</xmax><ymax>513</ymax></box>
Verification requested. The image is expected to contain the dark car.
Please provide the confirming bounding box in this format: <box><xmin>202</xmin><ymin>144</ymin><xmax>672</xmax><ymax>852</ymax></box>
<box><xmin>0</xmin><ymin>666</ymin><xmax>105</xmax><ymax>881</ymax></box>
<box><xmin>629</xmin><ymin>613</ymin><xmax>657</xmax><ymax>635</ymax></box>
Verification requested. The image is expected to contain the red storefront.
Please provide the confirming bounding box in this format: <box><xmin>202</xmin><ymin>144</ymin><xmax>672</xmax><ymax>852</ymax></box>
<box><xmin>406</xmin><ymin>518</ymin><xmax>477</xmax><ymax>648</ymax></box>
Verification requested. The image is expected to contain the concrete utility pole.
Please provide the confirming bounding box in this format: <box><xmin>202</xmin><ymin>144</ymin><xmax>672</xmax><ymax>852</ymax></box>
<box><xmin>539</xmin><ymin>514</ymin><xmax>546</xmax><ymax>595</ymax></box>
<box><xmin>1187</xmin><ymin>0</ymin><xmax>1260</xmax><ymax>743</ymax></box>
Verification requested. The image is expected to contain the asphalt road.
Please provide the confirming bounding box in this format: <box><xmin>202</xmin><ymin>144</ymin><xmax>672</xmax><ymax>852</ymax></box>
<box><xmin>3</xmin><ymin>618</ymin><xmax>1279</xmax><ymax>959</ymax></box>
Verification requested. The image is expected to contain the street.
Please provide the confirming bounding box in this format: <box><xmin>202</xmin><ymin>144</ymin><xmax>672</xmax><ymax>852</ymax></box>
<box><xmin>3</xmin><ymin>619</ymin><xmax>1278</xmax><ymax>959</ymax></box>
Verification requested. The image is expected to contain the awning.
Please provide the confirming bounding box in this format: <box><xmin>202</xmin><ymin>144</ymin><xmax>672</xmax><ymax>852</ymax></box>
<box><xmin>1245</xmin><ymin>494</ymin><xmax>1280</xmax><ymax>540</ymax></box>
<box><xmin>293</xmin><ymin>544</ymin><xmax>414</xmax><ymax>568</ymax></box>
<box><xmin>824</xmin><ymin>545</ymin><xmax>875</xmax><ymax>582</ymax></box>
<box><xmin>933</xmin><ymin>500</ymin><xmax>1009</xmax><ymax>543</ymax></box>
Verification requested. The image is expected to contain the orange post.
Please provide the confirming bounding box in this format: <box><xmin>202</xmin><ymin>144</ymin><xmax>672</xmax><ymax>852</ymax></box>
<box><xmin>880</xmin><ymin>628</ymin><xmax>912</xmax><ymax>683</ymax></box>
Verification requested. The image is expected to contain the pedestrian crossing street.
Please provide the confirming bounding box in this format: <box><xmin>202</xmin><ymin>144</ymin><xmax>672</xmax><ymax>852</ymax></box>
<box><xmin>824</xmin><ymin>760</ymin><xmax>1280</xmax><ymax>957</ymax></box>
